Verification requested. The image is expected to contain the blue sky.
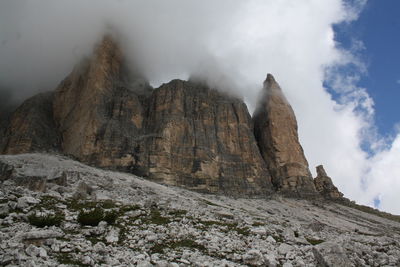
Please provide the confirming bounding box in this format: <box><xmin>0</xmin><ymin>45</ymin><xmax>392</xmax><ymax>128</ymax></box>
<box><xmin>334</xmin><ymin>0</ymin><xmax>400</xmax><ymax>138</ymax></box>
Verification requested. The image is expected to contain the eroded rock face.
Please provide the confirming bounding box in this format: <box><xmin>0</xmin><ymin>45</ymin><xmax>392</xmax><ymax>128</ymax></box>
<box><xmin>46</xmin><ymin>36</ymin><xmax>274</xmax><ymax>196</ymax></box>
<box><xmin>253</xmin><ymin>74</ymin><xmax>317</xmax><ymax>197</ymax></box>
<box><xmin>0</xmin><ymin>92</ymin><xmax>60</xmax><ymax>154</ymax></box>
<box><xmin>53</xmin><ymin>35</ymin><xmax>150</xmax><ymax>171</ymax></box>
<box><xmin>314</xmin><ymin>165</ymin><xmax>343</xmax><ymax>200</ymax></box>
<box><xmin>0</xmin><ymin>36</ymin><xmax>329</xmax><ymax>198</ymax></box>
<box><xmin>144</xmin><ymin>80</ymin><xmax>273</xmax><ymax>195</ymax></box>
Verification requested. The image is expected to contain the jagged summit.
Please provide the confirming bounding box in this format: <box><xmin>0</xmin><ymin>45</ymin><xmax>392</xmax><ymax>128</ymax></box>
<box><xmin>264</xmin><ymin>73</ymin><xmax>277</xmax><ymax>86</ymax></box>
<box><xmin>0</xmin><ymin>35</ymin><xmax>345</xmax><ymax>200</ymax></box>
<box><xmin>253</xmin><ymin>73</ymin><xmax>318</xmax><ymax>197</ymax></box>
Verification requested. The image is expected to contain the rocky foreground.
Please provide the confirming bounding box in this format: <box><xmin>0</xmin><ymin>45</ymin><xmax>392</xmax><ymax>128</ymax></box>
<box><xmin>1</xmin><ymin>153</ymin><xmax>400</xmax><ymax>267</ymax></box>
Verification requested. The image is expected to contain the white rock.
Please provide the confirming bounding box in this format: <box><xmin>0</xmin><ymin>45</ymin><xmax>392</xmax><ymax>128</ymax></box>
<box><xmin>264</xmin><ymin>254</ymin><xmax>278</xmax><ymax>267</ymax></box>
<box><xmin>25</xmin><ymin>244</ymin><xmax>40</xmax><ymax>257</ymax></box>
<box><xmin>51</xmin><ymin>243</ymin><xmax>60</xmax><ymax>252</ymax></box>
<box><xmin>251</xmin><ymin>227</ymin><xmax>267</xmax><ymax>235</ymax></box>
<box><xmin>38</xmin><ymin>247</ymin><xmax>47</xmax><ymax>258</ymax></box>
<box><xmin>93</xmin><ymin>242</ymin><xmax>106</xmax><ymax>253</ymax></box>
<box><xmin>178</xmin><ymin>258</ymin><xmax>190</xmax><ymax>264</ymax></box>
<box><xmin>17</xmin><ymin>196</ymin><xmax>40</xmax><ymax>209</ymax></box>
<box><xmin>278</xmin><ymin>243</ymin><xmax>293</xmax><ymax>255</ymax></box>
<box><xmin>146</xmin><ymin>234</ymin><xmax>158</xmax><ymax>242</ymax></box>
<box><xmin>313</xmin><ymin>242</ymin><xmax>354</xmax><ymax>267</ymax></box>
<box><xmin>243</xmin><ymin>249</ymin><xmax>264</xmax><ymax>266</ymax></box>
<box><xmin>22</xmin><ymin>230</ymin><xmax>62</xmax><ymax>240</ymax></box>
<box><xmin>267</xmin><ymin>236</ymin><xmax>276</xmax><ymax>243</ymax></box>
<box><xmin>82</xmin><ymin>255</ymin><xmax>94</xmax><ymax>265</ymax></box>
<box><xmin>106</xmin><ymin>228</ymin><xmax>120</xmax><ymax>243</ymax></box>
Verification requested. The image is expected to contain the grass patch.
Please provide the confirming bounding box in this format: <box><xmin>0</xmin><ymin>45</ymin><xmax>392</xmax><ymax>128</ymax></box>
<box><xmin>252</xmin><ymin>222</ymin><xmax>265</xmax><ymax>227</ymax></box>
<box><xmin>168</xmin><ymin>210</ymin><xmax>187</xmax><ymax>217</ymax></box>
<box><xmin>203</xmin><ymin>200</ymin><xmax>220</xmax><ymax>207</ymax></box>
<box><xmin>34</xmin><ymin>196</ymin><xmax>63</xmax><ymax>210</ymax></box>
<box><xmin>104</xmin><ymin>210</ymin><xmax>119</xmax><ymax>225</ymax></box>
<box><xmin>142</xmin><ymin>209</ymin><xmax>170</xmax><ymax>225</ymax></box>
<box><xmin>67</xmin><ymin>199</ymin><xmax>98</xmax><ymax>211</ymax></box>
<box><xmin>101</xmin><ymin>199</ymin><xmax>117</xmax><ymax>209</ymax></box>
<box><xmin>272</xmin><ymin>235</ymin><xmax>284</xmax><ymax>243</ymax></box>
<box><xmin>306</xmin><ymin>238</ymin><xmax>324</xmax><ymax>245</ymax></box>
<box><xmin>119</xmin><ymin>204</ymin><xmax>141</xmax><ymax>213</ymax></box>
<box><xmin>117</xmin><ymin>224</ymin><xmax>128</xmax><ymax>245</ymax></box>
<box><xmin>55</xmin><ymin>252</ymin><xmax>90</xmax><ymax>267</ymax></box>
<box><xmin>77</xmin><ymin>208</ymin><xmax>104</xmax><ymax>226</ymax></box>
<box><xmin>28</xmin><ymin>212</ymin><xmax>64</xmax><ymax>228</ymax></box>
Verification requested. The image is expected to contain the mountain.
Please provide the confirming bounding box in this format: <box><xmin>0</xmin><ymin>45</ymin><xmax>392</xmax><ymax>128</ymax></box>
<box><xmin>1</xmin><ymin>35</ymin><xmax>400</xmax><ymax>266</ymax></box>
<box><xmin>0</xmin><ymin>35</ymin><xmax>343</xmax><ymax>199</ymax></box>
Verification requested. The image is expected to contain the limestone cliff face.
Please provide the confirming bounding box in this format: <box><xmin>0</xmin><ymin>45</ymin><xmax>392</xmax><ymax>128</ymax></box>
<box><xmin>0</xmin><ymin>92</ymin><xmax>60</xmax><ymax>154</ymax></box>
<box><xmin>53</xmin><ymin>35</ymin><xmax>149</xmax><ymax>170</ymax></box>
<box><xmin>314</xmin><ymin>165</ymin><xmax>343</xmax><ymax>199</ymax></box>
<box><xmin>253</xmin><ymin>74</ymin><xmax>317</xmax><ymax>197</ymax></box>
<box><xmin>0</xmin><ymin>36</ymin><xmax>345</xmax><ymax>198</ymax></box>
<box><xmin>15</xmin><ymin>36</ymin><xmax>272</xmax><ymax>196</ymax></box>
<box><xmin>144</xmin><ymin>80</ymin><xmax>273</xmax><ymax>195</ymax></box>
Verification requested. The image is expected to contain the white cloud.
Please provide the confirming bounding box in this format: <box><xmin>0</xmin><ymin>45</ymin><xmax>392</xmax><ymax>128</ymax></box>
<box><xmin>1</xmin><ymin>0</ymin><xmax>399</xmax><ymax>214</ymax></box>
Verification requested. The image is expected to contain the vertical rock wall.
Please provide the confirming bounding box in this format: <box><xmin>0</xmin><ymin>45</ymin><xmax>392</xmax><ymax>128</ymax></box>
<box><xmin>144</xmin><ymin>80</ymin><xmax>273</xmax><ymax>195</ymax></box>
<box><xmin>0</xmin><ymin>36</ymin><xmax>345</xmax><ymax>199</ymax></box>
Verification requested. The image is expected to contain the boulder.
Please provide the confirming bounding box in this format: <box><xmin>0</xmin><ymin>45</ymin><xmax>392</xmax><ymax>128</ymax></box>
<box><xmin>253</xmin><ymin>74</ymin><xmax>317</xmax><ymax>198</ymax></box>
<box><xmin>313</xmin><ymin>242</ymin><xmax>354</xmax><ymax>267</ymax></box>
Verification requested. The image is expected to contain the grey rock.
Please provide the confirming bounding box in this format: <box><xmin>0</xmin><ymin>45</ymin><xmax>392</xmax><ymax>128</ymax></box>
<box><xmin>243</xmin><ymin>249</ymin><xmax>264</xmax><ymax>266</ymax></box>
<box><xmin>72</xmin><ymin>181</ymin><xmax>95</xmax><ymax>200</ymax></box>
<box><xmin>253</xmin><ymin>74</ymin><xmax>317</xmax><ymax>197</ymax></box>
<box><xmin>25</xmin><ymin>244</ymin><xmax>41</xmax><ymax>257</ymax></box>
<box><xmin>278</xmin><ymin>243</ymin><xmax>293</xmax><ymax>255</ymax></box>
<box><xmin>17</xmin><ymin>196</ymin><xmax>40</xmax><ymax>209</ymax></box>
<box><xmin>0</xmin><ymin>204</ymin><xmax>9</xmax><ymax>217</ymax></box>
<box><xmin>14</xmin><ymin>176</ymin><xmax>47</xmax><ymax>192</ymax></box>
<box><xmin>313</xmin><ymin>242</ymin><xmax>354</xmax><ymax>267</ymax></box>
<box><xmin>264</xmin><ymin>254</ymin><xmax>278</xmax><ymax>267</ymax></box>
<box><xmin>106</xmin><ymin>227</ymin><xmax>120</xmax><ymax>243</ymax></box>
<box><xmin>22</xmin><ymin>230</ymin><xmax>62</xmax><ymax>240</ymax></box>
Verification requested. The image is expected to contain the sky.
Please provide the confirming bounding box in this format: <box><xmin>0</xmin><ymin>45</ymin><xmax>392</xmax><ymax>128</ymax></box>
<box><xmin>1</xmin><ymin>0</ymin><xmax>400</xmax><ymax>214</ymax></box>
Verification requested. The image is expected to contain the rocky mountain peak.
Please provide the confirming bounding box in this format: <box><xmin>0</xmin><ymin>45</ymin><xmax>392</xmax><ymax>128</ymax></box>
<box><xmin>263</xmin><ymin>73</ymin><xmax>278</xmax><ymax>87</ymax></box>
<box><xmin>253</xmin><ymin>73</ymin><xmax>318</xmax><ymax>197</ymax></box>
